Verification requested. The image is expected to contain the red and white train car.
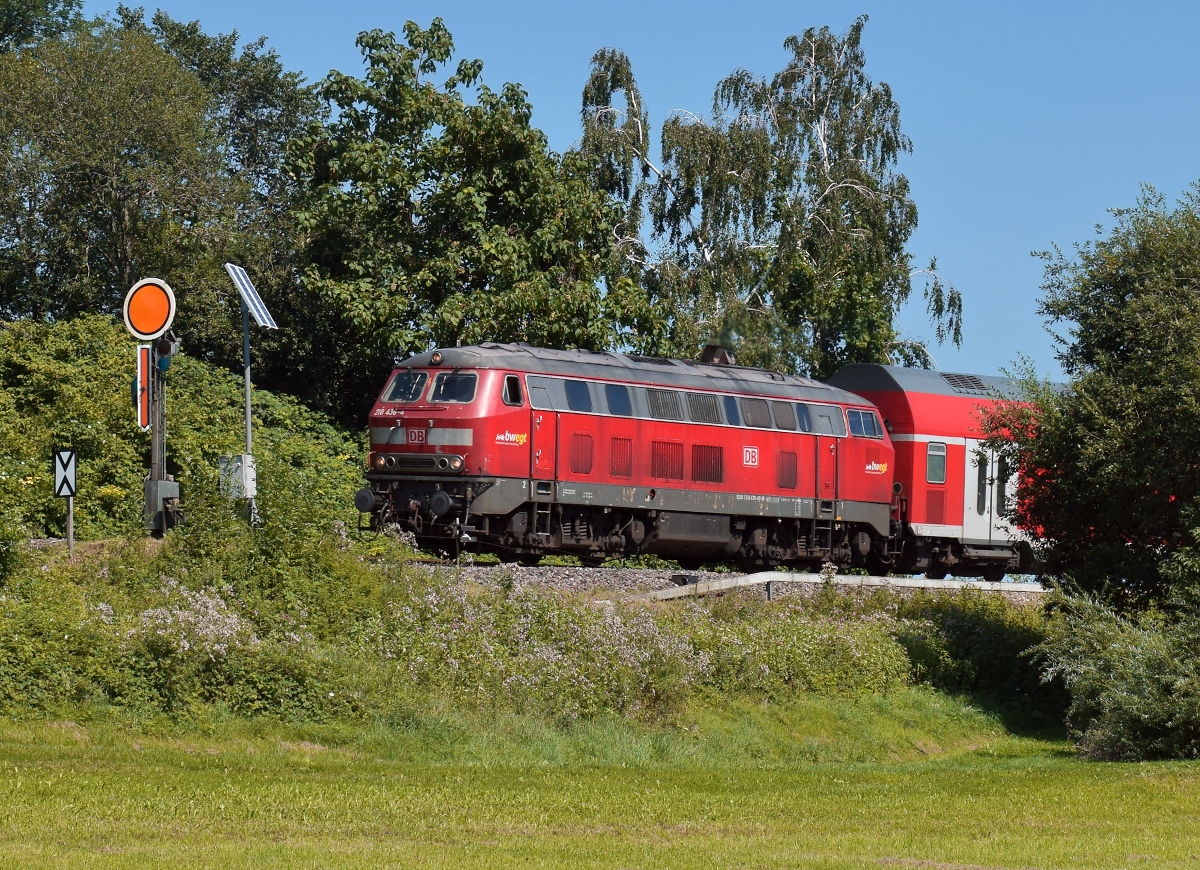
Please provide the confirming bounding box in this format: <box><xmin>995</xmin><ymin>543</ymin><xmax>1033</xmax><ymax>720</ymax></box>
<box><xmin>828</xmin><ymin>364</ymin><xmax>1032</xmax><ymax>579</ymax></box>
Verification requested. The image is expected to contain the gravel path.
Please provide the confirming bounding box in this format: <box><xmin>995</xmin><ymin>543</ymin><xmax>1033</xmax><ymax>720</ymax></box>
<box><xmin>410</xmin><ymin>561</ymin><xmax>1044</xmax><ymax>602</ymax></box>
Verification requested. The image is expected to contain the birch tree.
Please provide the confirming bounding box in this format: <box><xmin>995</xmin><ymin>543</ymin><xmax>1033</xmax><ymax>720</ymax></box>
<box><xmin>582</xmin><ymin>16</ymin><xmax>961</xmax><ymax>376</ymax></box>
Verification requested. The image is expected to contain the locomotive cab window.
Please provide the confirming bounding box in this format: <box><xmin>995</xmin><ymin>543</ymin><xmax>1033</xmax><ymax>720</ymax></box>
<box><xmin>429</xmin><ymin>372</ymin><xmax>477</xmax><ymax>403</ymax></box>
<box><xmin>809</xmin><ymin>404</ymin><xmax>848</xmax><ymax>437</ymax></box>
<box><xmin>383</xmin><ymin>370</ymin><xmax>428</xmax><ymax>403</ymax></box>
<box><xmin>795</xmin><ymin>403</ymin><xmax>812</xmax><ymax>432</ymax></box>
<box><xmin>848</xmin><ymin>409</ymin><xmax>884</xmax><ymax>438</ymax></box>
<box><xmin>502</xmin><ymin>375</ymin><xmax>523</xmax><ymax>406</ymax></box>
<box><xmin>927</xmin><ymin>442</ymin><xmax>947</xmax><ymax>484</ymax></box>
<box><xmin>564</xmin><ymin>379</ymin><xmax>593</xmax><ymax>413</ymax></box>
<box><xmin>605</xmin><ymin>383</ymin><xmax>633</xmax><ymax>417</ymax></box>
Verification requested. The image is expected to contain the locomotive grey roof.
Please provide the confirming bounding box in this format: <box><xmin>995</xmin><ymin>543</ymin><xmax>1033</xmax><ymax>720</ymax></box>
<box><xmin>828</xmin><ymin>364</ymin><xmax>1023</xmax><ymax>400</ymax></box>
<box><xmin>400</xmin><ymin>343</ymin><xmax>870</xmax><ymax>405</ymax></box>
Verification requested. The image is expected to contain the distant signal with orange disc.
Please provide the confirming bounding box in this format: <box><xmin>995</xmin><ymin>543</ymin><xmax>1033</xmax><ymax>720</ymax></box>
<box><xmin>123</xmin><ymin>278</ymin><xmax>175</xmax><ymax>341</ymax></box>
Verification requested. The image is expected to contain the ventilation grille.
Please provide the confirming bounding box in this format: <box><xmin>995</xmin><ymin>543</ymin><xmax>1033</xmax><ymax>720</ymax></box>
<box><xmin>777</xmin><ymin>451</ymin><xmax>798</xmax><ymax>490</ymax></box>
<box><xmin>610</xmin><ymin>437</ymin><xmax>632</xmax><ymax>478</ymax></box>
<box><xmin>647</xmin><ymin>389</ymin><xmax>684</xmax><ymax>420</ymax></box>
<box><xmin>569</xmin><ymin>433</ymin><xmax>593</xmax><ymax>475</ymax></box>
<box><xmin>691</xmin><ymin>445</ymin><xmax>723</xmax><ymax>483</ymax></box>
<box><xmin>926</xmin><ymin>489</ymin><xmax>946</xmax><ymax>525</ymax></box>
<box><xmin>940</xmin><ymin>372</ymin><xmax>989</xmax><ymax>395</ymax></box>
<box><xmin>686</xmin><ymin>392</ymin><xmax>721</xmax><ymax>423</ymax></box>
<box><xmin>651</xmin><ymin>441</ymin><xmax>684</xmax><ymax>480</ymax></box>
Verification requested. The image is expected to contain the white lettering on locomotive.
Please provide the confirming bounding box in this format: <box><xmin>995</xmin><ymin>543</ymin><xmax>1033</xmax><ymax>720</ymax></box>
<box><xmin>743</xmin><ymin>446</ymin><xmax>759</xmax><ymax>467</ymax></box>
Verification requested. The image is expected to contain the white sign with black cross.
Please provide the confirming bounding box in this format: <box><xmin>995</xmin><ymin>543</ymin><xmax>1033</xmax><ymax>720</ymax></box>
<box><xmin>53</xmin><ymin>447</ymin><xmax>77</xmax><ymax>498</ymax></box>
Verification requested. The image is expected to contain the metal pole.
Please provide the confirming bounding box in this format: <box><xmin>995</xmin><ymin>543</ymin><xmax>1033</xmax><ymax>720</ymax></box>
<box><xmin>150</xmin><ymin>357</ymin><xmax>165</xmax><ymax>481</ymax></box>
<box><xmin>66</xmin><ymin>495</ymin><xmax>74</xmax><ymax>559</ymax></box>
<box><xmin>241</xmin><ymin>297</ymin><xmax>257</xmax><ymax>524</ymax></box>
<box><xmin>241</xmin><ymin>298</ymin><xmax>252</xmax><ymax>455</ymax></box>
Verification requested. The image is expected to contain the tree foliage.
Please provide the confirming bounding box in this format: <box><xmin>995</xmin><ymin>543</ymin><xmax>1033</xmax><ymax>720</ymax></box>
<box><xmin>288</xmin><ymin>20</ymin><xmax>625</xmax><ymax>421</ymax></box>
<box><xmin>0</xmin><ymin>0</ymin><xmax>80</xmax><ymax>51</ymax></box>
<box><xmin>581</xmin><ymin>16</ymin><xmax>961</xmax><ymax>375</ymax></box>
<box><xmin>0</xmin><ymin>23</ymin><xmax>233</xmax><ymax>321</ymax></box>
<box><xmin>984</xmin><ymin>186</ymin><xmax>1200</xmax><ymax>607</ymax></box>
<box><xmin>112</xmin><ymin>7</ymin><xmax>330</xmax><ymax>403</ymax></box>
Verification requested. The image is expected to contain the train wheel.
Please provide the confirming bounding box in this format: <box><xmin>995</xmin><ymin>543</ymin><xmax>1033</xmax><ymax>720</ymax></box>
<box><xmin>865</xmin><ymin>554</ymin><xmax>890</xmax><ymax>578</ymax></box>
<box><xmin>983</xmin><ymin>565</ymin><xmax>1006</xmax><ymax>583</ymax></box>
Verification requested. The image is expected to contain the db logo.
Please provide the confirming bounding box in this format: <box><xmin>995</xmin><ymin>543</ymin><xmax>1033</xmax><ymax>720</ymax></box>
<box><xmin>743</xmin><ymin>446</ymin><xmax>759</xmax><ymax>467</ymax></box>
<box><xmin>408</xmin><ymin>429</ymin><xmax>426</xmax><ymax>444</ymax></box>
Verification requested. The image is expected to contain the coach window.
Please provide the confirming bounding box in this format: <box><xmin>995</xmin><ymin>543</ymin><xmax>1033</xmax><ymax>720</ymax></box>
<box><xmin>723</xmin><ymin>395</ymin><xmax>741</xmax><ymax>426</ymax></box>
<box><xmin>564</xmin><ymin>379</ymin><xmax>593</xmax><ymax>413</ymax></box>
<box><xmin>996</xmin><ymin>455</ymin><xmax>1011</xmax><ymax>516</ymax></box>
<box><xmin>927</xmin><ymin>442</ymin><xmax>947</xmax><ymax>485</ymax></box>
<box><xmin>976</xmin><ymin>455</ymin><xmax>988</xmax><ymax>515</ymax></box>
<box><xmin>605</xmin><ymin>383</ymin><xmax>633</xmax><ymax>417</ymax></box>
<box><xmin>502</xmin><ymin>375</ymin><xmax>523</xmax><ymax>406</ymax></box>
<box><xmin>429</xmin><ymin>372</ymin><xmax>477</xmax><ymax>403</ymax></box>
<box><xmin>771</xmin><ymin>401</ymin><xmax>797</xmax><ymax>430</ymax></box>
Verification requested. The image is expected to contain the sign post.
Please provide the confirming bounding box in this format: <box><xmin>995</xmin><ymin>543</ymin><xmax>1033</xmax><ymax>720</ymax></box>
<box><xmin>223</xmin><ymin>264</ymin><xmax>277</xmax><ymax>524</ymax></box>
<box><xmin>123</xmin><ymin>278</ymin><xmax>180</xmax><ymax>535</ymax></box>
<box><xmin>53</xmin><ymin>447</ymin><xmax>76</xmax><ymax>558</ymax></box>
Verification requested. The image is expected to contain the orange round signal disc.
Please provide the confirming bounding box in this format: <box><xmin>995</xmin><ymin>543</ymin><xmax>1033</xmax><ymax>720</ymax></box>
<box><xmin>123</xmin><ymin>279</ymin><xmax>176</xmax><ymax>340</ymax></box>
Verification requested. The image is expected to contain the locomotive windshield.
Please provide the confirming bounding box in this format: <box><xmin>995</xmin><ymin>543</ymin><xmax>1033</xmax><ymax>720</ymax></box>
<box><xmin>383</xmin><ymin>370</ymin><xmax>428</xmax><ymax>403</ymax></box>
<box><xmin>429</xmin><ymin>372</ymin><xmax>478</xmax><ymax>403</ymax></box>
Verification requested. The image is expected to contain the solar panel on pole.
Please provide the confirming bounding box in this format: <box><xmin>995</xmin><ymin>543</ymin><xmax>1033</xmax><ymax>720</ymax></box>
<box><xmin>223</xmin><ymin>263</ymin><xmax>277</xmax><ymax>329</ymax></box>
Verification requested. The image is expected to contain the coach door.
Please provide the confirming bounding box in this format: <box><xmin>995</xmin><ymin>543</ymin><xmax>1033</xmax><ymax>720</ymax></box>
<box><xmin>963</xmin><ymin>439</ymin><xmax>1014</xmax><ymax>544</ymax></box>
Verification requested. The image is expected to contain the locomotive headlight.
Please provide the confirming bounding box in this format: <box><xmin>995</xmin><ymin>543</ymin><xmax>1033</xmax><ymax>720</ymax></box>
<box><xmin>449</xmin><ymin>456</ymin><xmax>463</xmax><ymax>471</ymax></box>
<box><xmin>371</xmin><ymin>452</ymin><xmax>386</xmax><ymax>470</ymax></box>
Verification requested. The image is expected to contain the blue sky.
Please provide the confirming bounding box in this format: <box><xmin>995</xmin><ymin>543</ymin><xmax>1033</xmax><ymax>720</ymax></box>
<box><xmin>84</xmin><ymin>1</ymin><xmax>1200</xmax><ymax>378</ymax></box>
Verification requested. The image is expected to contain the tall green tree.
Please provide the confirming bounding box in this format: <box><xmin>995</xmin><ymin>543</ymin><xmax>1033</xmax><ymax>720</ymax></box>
<box><xmin>113</xmin><ymin>7</ymin><xmax>328</xmax><ymax>397</ymax></box>
<box><xmin>0</xmin><ymin>23</ymin><xmax>235</xmax><ymax>320</ymax></box>
<box><xmin>0</xmin><ymin>0</ymin><xmax>80</xmax><ymax>51</ymax></box>
<box><xmin>582</xmin><ymin>16</ymin><xmax>961</xmax><ymax>375</ymax></box>
<box><xmin>288</xmin><ymin>20</ymin><xmax>623</xmax><ymax>421</ymax></box>
<box><xmin>984</xmin><ymin>185</ymin><xmax>1200</xmax><ymax>608</ymax></box>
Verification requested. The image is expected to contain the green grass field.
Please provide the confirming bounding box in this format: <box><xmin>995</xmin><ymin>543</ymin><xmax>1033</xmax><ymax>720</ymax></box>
<box><xmin>2</xmin><ymin>695</ymin><xmax>1197</xmax><ymax>869</ymax></box>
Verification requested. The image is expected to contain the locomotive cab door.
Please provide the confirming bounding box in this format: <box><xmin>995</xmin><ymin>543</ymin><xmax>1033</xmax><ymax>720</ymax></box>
<box><xmin>530</xmin><ymin>408</ymin><xmax>558</xmax><ymax>480</ymax></box>
<box><xmin>812</xmin><ymin>404</ymin><xmax>842</xmax><ymax>508</ymax></box>
<box><xmin>527</xmin><ymin>378</ymin><xmax>559</xmax><ymax>481</ymax></box>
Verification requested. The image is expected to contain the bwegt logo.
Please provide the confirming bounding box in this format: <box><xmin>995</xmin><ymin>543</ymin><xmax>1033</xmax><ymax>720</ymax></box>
<box><xmin>865</xmin><ymin>460</ymin><xmax>889</xmax><ymax>474</ymax></box>
<box><xmin>495</xmin><ymin>431</ymin><xmax>528</xmax><ymax>446</ymax></box>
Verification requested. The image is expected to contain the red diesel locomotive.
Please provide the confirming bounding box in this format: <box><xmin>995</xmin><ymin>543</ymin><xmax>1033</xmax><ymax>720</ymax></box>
<box><xmin>354</xmin><ymin>344</ymin><xmax>1030</xmax><ymax>576</ymax></box>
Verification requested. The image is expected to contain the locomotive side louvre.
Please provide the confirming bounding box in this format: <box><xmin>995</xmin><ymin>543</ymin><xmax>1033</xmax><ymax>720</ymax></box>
<box><xmin>359</xmin><ymin>344</ymin><xmax>898</xmax><ymax>569</ymax></box>
<box><xmin>827</xmin><ymin>364</ymin><xmax>1034</xmax><ymax>579</ymax></box>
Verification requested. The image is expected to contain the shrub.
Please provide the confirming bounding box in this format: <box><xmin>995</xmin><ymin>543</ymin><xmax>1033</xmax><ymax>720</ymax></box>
<box><xmin>1039</xmin><ymin>595</ymin><xmax>1200</xmax><ymax>760</ymax></box>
